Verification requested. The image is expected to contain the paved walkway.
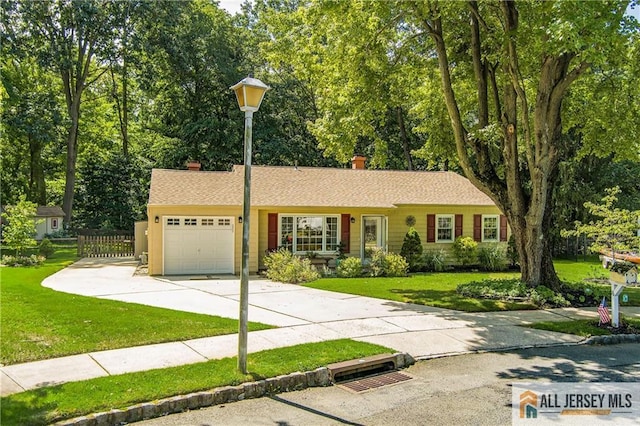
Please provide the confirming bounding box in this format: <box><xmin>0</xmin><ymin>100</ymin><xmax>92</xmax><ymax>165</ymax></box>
<box><xmin>2</xmin><ymin>257</ymin><xmax>638</xmax><ymax>396</ymax></box>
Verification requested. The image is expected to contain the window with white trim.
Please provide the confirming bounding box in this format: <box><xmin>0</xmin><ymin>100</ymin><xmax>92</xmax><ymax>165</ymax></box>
<box><xmin>482</xmin><ymin>215</ymin><xmax>499</xmax><ymax>242</ymax></box>
<box><xmin>436</xmin><ymin>214</ymin><xmax>454</xmax><ymax>242</ymax></box>
<box><xmin>167</xmin><ymin>218</ymin><xmax>180</xmax><ymax>226</ymax></box>
<box><xmin>184</xmin><ymin>218</ymin><xmax>197</xmax><ymax>226</ymax></box>
<box><xmin>279</xmin><ymin>215</ymin><xmax>339</xmax><ymax>253</ymax></box>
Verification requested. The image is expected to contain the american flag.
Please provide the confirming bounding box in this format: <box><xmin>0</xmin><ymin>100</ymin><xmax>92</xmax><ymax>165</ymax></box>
<box><xmin>598</xmin><ymin>297</ymin><xmax>611</xmax><ymax>325</ymax></box>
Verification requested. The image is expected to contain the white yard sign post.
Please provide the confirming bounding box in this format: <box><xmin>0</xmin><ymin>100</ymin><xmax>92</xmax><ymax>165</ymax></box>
<box><xmin>608</xmin><ymin>281</ymin><xmax>625</xmax><ymax>328</ymax></box>
<box><xmin>605</xmin><ymin>263</ymin><xmax>638</xmax><ymax>328</ymax></box>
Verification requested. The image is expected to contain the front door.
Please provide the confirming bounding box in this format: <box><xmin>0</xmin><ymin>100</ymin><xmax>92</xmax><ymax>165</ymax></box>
<box><xmin>362</xmin><ymin>216</ymin><xmax>386</xmax><ymax>259</ymax></box>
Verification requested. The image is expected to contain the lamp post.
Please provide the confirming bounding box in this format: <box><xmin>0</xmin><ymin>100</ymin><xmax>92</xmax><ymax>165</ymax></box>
<box><xmin>230</xmin><ymin>76</ymin><xmax>269</xmax><ymax>374</ymax></box>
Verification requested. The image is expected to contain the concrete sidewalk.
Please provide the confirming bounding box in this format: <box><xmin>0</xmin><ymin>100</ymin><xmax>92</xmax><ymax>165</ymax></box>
<box><xmin>2</xmin><ymin>258</ymin><xmax>638</xmax><ymax>396</ymax></box>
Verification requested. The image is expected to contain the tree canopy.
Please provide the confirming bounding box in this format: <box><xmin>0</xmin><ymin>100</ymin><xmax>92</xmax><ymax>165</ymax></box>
<box><xmin>0</xmin><ymin>0</ymin><xmax>638</xmax><ymax>290</ymax></box>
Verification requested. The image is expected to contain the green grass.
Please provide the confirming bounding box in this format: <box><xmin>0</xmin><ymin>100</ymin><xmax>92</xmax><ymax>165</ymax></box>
<box><xmin>526</xmin><ymin>318</ymin><xmax>640</xmax><ymax>337</ymax></box>
<box><xmin>553</xmin><ymin>256</ymin><xmax>608</xmax><ymax>282</ymax></box>
<box><xmin>0</xmin><ymin>339</ymin><xmax>391</xmax><ymax>426</ymax></box>
<box><xmin>305</xmin><ymin>272</ymin><xmax>535</xmax><ymax>312</ymax></box>
<box><xmin>306</xmin><ymin>257</ymin><xmax>640</xmax><ymax>312</ymax></box>
<box><xmin>0</xmin><ymin>249</ymin><xmax>272</xmax><ymax>364</ymax></box>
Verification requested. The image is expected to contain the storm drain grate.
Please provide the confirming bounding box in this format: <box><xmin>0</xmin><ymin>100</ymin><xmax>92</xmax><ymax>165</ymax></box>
<box><xmin>339</xmin><ymin>371</ymin><xmax>413</xmax><ymax>393</ymax></box>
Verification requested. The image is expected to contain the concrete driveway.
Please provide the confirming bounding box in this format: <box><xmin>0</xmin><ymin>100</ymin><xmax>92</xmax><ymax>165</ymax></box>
<box><xmin>40</xmin><ymin>257</ymin><xmax>587</xmax><ymax>360</ymax></box>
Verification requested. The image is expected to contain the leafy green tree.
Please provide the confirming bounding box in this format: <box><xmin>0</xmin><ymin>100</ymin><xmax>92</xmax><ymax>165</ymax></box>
<box><xmin>563</xmin><ymin>186</ymin><xmax>640</xmax><ymax>256</ymax></box>
<box><xmin>74</xmin><ymin>152</ymin><xmax>148</xmax><ymax>231</ymax></box>
<box><xmin>260</xmin><ymin>0</ymin><xmax>425</xmax><ymax>170</ymax></box>
<box><xmin>4</xmin><ymin>0</ymin><xmax>119</xmax><ymax>225</ymax></box>
<box><xmin>133</xmin><ymin>0</ymin><xmax>245</xmax><ymax>170</ymax></box>
<box><xmin>1</xmin><ymin>196</ymin><xmax>40</xmax><ymax>256</ymax></box>
<box><xmin>0</xmin><ymin>56</ymin><xmax>64</xmax><ymax>206</ymax></box>
<box><xmin>400</xmin><ymin>227</ymin><xmax>424</xmax><ymax>272</ymax></box>
<box><xmin>551</xmin><ymin>156</ymin><xmax>640</xmax><ymax>255</ymax></box>
<box><xmin>264</xmin><ymin>0</ymin><xmax>638</xmax><ymax>288</ymax></box>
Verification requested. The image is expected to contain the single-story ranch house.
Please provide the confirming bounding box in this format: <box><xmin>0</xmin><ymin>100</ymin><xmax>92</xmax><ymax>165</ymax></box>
<box><xmin>147</xmin><ymin>157</ymin><xmax>509</xmax><ymax>276</ymax></box>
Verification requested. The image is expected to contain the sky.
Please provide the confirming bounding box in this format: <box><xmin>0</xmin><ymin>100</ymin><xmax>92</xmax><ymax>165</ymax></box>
<box><xmin>218</xmin><ymin>0</ymin><xmax>245</xmax><ymax>15</ymax></box>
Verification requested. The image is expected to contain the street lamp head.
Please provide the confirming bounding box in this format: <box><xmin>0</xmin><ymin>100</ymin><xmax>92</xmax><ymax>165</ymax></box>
<box><xmin>231</xmin><ymin>76</ymin><xmax>270</xmax><ymax>112</ymax></box>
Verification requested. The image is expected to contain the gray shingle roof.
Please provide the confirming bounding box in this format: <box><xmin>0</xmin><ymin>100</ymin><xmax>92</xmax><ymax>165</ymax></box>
<box><xmin>148</xmin><ymin>166</ymin><xmax>495</xmax><ymax>208</ymax></box>
<box><xmin>36</xmin><ymin>206</ymin><xmax>65</xmax><ymax>217</ymax></box>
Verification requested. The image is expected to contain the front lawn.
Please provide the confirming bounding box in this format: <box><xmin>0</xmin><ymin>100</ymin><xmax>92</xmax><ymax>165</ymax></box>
<box><xmin>305</xmin><ymin>258</ymin><xmax>640</xmax><ymax>312</ymax></box>
<box><xmin>0</xmin><ymin>339</ymin><xmax>391</xmax><ymax>426</ymax></box>
<box><xmin>0</xmin><ymin>249</ymin><xmax>272</xmax><ymax>364</ymax></box>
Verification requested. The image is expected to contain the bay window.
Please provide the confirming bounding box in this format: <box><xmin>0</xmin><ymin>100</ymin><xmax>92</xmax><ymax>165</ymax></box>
<box><xmin>279</xmin><ymin>215</ymin><xmax>339</xmax><ymax>253</ymax></box>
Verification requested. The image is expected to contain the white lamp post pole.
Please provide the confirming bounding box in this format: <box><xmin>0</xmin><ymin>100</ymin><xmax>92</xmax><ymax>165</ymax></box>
<box><xmin>231</xmin><ymin>77</ymin><xmax>269</xmax><ymax>374</ymax></box>
<box><xmin>238</xmin><ymin>108</ymin><xmax>253</xmax><ymax>374</ymax></box>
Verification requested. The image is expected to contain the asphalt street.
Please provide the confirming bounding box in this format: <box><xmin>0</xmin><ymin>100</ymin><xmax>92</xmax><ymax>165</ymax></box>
<box><xmin>139</xmin><ymin>343</ymin><xmax>640</xmax><ymax>426</ymax></box>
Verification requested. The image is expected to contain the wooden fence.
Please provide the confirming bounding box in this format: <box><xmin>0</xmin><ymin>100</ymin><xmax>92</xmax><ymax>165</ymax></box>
<box><xmin>77</xmin><ymin>235</ymin><xmax>134</xmax><ymax>257</ymax></box>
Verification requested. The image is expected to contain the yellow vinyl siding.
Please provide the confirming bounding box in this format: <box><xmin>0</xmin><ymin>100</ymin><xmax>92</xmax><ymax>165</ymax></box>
<box><xmin>148</xmin><ymin>204</ymin><xmax>508</xmax><ymax>275</ymax></box>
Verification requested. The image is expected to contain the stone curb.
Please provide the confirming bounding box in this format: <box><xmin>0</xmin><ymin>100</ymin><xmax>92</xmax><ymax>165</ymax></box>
<box><xmin>54</xmin><ymin>353</ymin><xmax>415</xmax><ymax>426</ymax></box>
<box><xmin>581</xmin><ymin>334</ymin><xmax>640</xmax><ymax>346</ymax></box>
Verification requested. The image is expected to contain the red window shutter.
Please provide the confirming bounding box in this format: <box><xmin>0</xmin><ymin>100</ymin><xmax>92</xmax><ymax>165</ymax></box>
<box><xmin>455</xmin><ymin>214</ymin><xmax>463</xmax><ymax>238</ymax></box>
<box><xmin>341</xmin><ymin>214</ymin><xmax>351</xmax><ymax>253</ymax></box>
<box><xmin>267</xmin><ymin>213</ymin><xmax>278</xmax><ymax>251</ymax></box>
<box><xmin>427</xmin><ymin>214</ymin><xmax>435</xmax><ymax>243</ymax></box>
<box><xmin>473</xmin><ymin>214</ymin><xmax>482</xmax><ymax>242</ymax></box>
<box><xmin>500</xmin><ymin>215</ymin><xmax>508</xmax><ymax>242</ymax></box>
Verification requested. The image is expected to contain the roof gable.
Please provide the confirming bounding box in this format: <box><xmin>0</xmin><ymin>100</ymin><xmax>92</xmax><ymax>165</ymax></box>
<box><xmin>1</xmin><ymin>205</ymin><xmax>65</xmax><ymax>217</ymax></box>
<box><xmin>36</xmin><ymin>206</ymin><xmax>65</xmax><ymax>217</ymax></box>
<box><xmin>148</xmin><ymin>166</ymin><xmax>496</xmax><ymax>208</ymax></box>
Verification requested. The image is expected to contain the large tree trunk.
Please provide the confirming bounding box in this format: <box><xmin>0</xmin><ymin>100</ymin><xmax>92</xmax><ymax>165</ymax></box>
<box><xmin>60</xmin><ymin>38</ymin><xmax>94</xmax><ymax>227</ymax></box>
<box><xmin>62</xmin><ymin>99</ymin><xmax>81</xmax><ymax>227</ymax></box>
<box><xmin>414</xmin><ymin>1</ymin><xmax>589</xmax><ymax>289</ymax></box>
<box><xmin>395</xmin><ymin>106</ymin><xmax>413</xmax><ymax>170</ymax></box>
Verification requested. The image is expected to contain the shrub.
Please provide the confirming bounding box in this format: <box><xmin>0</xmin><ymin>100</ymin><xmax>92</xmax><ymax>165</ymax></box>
<box><xmin>457</xmin><ymin>279</ymin><xmax>527</xmax><ymax>300</ymax></box>
<box><xmin>336</xmin><ymin>257</ymin><xmax>363</xmax><ymax>278</ymax></box>
<box><xmin>452</xmin><ymin>236</ymin><xmax>478</xmax><ymax>266</ymax></box>
<box><xmin>456</xmin><ymin>279</ymin><xmax>606</xmax><ymax>308</ymax></box>
<box><xmin>384</xmin><ymin>252</ymin><xmax>409</xmax><ymax>277</ymax></box>
<box><xmin>400</xmin><ymin>227</ymin><xmax>424</xmax><ymax>272</ymax></box>
<box><xmin>529</xmin><ymin>286</ymin><xmax>570</xmax><ymax>308</ymax></box>
<box><xmin>263</xmin><ymin>249</ymin><xmax>320</xmax><ymax>284</ymax></box>
<box><xmin>369</xmin><ymin>248</ymin><xmax>387</xmax><ymax>277</ymax></box>
<box><xmin>423</xmin><ymin>249</ymin><xmax>447</xmax><ymax>272</ymax></box>
<box><xmin>369</xmin><ymin>248</ymin><xmax>408</xmax><ymax>277</ymax></box>
<box><xmin>477</xmin><ymin>245</ymin><xmax>506</xmax><ymax>271</ymax></box>
<box><xmin>1</xmin><ymin>254</ymin><xmax>46</xmax><ymax>267</ymax></box>
<box><xmin>44</xmin><ymin>229</ymin><xmax>73</xmax><ymax>239</ymax></box>
<box><xmin>38</xmin><ymin>238</ymin><xmax>55</xmax><ymax>258</ymax></box>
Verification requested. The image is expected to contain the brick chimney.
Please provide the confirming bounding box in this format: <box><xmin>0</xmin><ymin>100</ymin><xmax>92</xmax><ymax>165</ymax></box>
<box><xmin>187</xmin><ymin>161</ymin><xmax>201</xmax><ymax>171</ymax></box>
<box><xmin>351</xmin><ymin>155</ymin><xmax>366</xmax><ymax>170</ymax></box>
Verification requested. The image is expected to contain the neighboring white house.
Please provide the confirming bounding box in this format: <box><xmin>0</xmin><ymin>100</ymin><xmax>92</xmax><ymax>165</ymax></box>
<box><xmin>2</xmin><ymin>205</ymin><xmax>66</xmax><ymax>241</ymax></box>
<box><xmin>34</xmin><ymin>206</ymin><xmax>65</xmax><ymax>240</ymax></box>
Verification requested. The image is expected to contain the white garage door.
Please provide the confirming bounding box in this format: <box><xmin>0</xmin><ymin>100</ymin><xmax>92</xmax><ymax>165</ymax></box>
<box><xmin>163</xmin><ymin>216</ymin><xmax>234</xmax><ymax>275</ymax></box>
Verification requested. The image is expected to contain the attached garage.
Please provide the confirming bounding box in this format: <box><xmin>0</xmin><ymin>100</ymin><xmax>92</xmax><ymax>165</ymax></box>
<box><xmin>163</xmin><ymin>216</ymin><xmax>234</xmax><ymax>275</ymax></box>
